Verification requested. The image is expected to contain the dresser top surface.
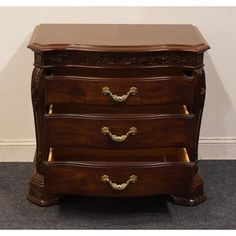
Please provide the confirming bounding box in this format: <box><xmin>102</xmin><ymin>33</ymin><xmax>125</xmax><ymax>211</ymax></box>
<box><xmin>28</xmin><ymin>24</ymin><xmax>210</xmax><ymax>52</ymax></box>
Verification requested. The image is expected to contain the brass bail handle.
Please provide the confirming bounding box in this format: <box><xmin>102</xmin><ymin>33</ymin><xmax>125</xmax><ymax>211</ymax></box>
<box><xmin>101</xmin><ymin>175</ymin><xmax>138</xmax><ymax>191</ymax></box>
<box><xmin>101</xmin><ymin>126</ymin><xmax>137</xmax><ymax>142</ymax></box>
<box><xmin>102</xmin><ymin>86</ymin><xmax>138</xmax><ymax>102</ymax></box>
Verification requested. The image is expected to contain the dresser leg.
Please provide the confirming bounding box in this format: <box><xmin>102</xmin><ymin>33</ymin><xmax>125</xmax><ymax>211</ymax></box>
<box><xmin>169</xmin><ymin>171</ymin><xmax>206</xmax><ymax>206</ymax></box>
<box><xmin>169</xmin><ymin>192</ymin><xmax>206</xmax><ymax>206</ymax></box>
<box><xmin>27</xmin><ymin>167</ymin><xmax>60</xmax><ymax>207</ymax></box>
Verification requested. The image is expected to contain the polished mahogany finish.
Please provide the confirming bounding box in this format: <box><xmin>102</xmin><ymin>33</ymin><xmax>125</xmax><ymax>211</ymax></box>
<box><xmin>44</xmin><ymin>161</ymin><xmax>196</xmax><ymax>197</ymax></box>
<box><xmin>28</xmin><ymin>24</ymin><xmax>209</xmax><ymax>52</ymax></box>
<box><xmin>44</xmin><ymin>114</ymin><xmax>194</xmax><ymax>149</ymax></box>
<box><xmin>45</xmin><ymin>76</ymin><xmax>195</xmax><ymax>105</ymax></box>
<box><xmin>27</xmin><ymin>24</ymin><xmax>210</xmax><ymax>207</ymax></box>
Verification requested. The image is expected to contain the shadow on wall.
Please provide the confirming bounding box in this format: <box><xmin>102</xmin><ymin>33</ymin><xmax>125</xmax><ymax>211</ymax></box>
<box><xmin>200</xmin><ymin>52</ymin><xmax>236</xmax><ymax>159</ymax></box>
<box><xmin>0</xmin><ymin>33</ymin><xmax>35</xmax><ymax>140</ymax></box>
<box><xmin>202</xmin><ymin>53</ymin><xmax>231</xmax><ymax>136</ymax></box>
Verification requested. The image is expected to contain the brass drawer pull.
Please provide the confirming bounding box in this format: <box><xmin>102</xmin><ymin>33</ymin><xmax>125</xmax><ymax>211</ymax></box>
<box><xmin>101</xmin><ymin>126</ymin><xmax>137</xmax><ymax>142</ymax></box>
<box><xmin>102</xmin><ymin>86</ymin><xmax>137</xmax><ymax>102</ymax></box>
<box><xmin>101</xmin><ymin>175</ymin><xmax>138</xmax><ymax>191</ymax></box>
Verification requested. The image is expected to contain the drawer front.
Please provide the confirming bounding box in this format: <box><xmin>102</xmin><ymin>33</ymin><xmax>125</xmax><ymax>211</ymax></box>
<box><xmin>44</xmin><ymin>114</ymin><xmax>194</xmax><ymax>149</ymax></box>
<box><xmin>44</xmin><ymin>161</ymin><xmax>195</xmax><ymax>196</ymax></box>
<box><xmin>45</xmin><ymin>77</ymin><xmax>194</xmax><ymax>105</ymax></box>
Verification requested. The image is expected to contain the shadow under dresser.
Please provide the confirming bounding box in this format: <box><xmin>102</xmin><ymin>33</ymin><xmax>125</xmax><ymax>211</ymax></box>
<box><xmin>27</xmin><ymin>24</ymin><xmax>210</xmax><ymax>206</ymax></box>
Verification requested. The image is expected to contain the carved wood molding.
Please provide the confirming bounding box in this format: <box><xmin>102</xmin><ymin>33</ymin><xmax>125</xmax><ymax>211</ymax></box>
<box><xmin>31</xmin><ymin>67</ymin><xmax>44</xmax><ymax>171</ymax></box>
<box><xmin>44</xmin><ymin>53</ymin><xmax>190</xmax><ymax>67</ymax></box>
<box><xmin>31</xmin><ymin>67</ymin><xmax>42</xmax><ymax>108</ymax></box>
<box><xmin>195</xmin><ymin>67</ymin><xmax>206</xmax><ymax>105</ymax></box>
<box><xmin>190</xmin><ymin>67</ymin><xmax>206</xmax><ymax>162</ymax></box>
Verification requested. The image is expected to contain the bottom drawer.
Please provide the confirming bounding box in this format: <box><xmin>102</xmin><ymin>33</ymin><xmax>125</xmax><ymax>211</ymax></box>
<box><xmin>44</xmin><ymin>149</ymin><xmax>196</xmax><ymax>197</ymax></box>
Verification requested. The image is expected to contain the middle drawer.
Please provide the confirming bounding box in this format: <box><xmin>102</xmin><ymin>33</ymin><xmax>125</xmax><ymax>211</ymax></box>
<box><xmin>44</xmin><ymin>112</ymin><xmax>194</xmax><ymax>149</ymax></box>
<box><xmin>45</xmin><ymin>76</ymin><xmax>194</xmax><ymax>105</ymax></box>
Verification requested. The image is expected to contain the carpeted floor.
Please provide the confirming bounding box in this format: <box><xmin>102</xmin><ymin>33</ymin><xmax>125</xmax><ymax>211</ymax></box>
<box><xmin>0</xmin><ymin>161</ymin><xmax>236</xmax><ymax>229</ymax></box>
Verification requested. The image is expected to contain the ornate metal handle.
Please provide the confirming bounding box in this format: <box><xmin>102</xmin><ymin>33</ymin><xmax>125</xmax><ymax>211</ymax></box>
<box><xmin>101</xmin><ymin>175</ymin><xmax>138</xmax><ymax>191</ymax></box>
<box><xmin>101</xmin><ymin>126</ymin><xmax>137</xmax><ymax>142</ymax></box>
<box><xmin>102</xmin><ymin>86</ymin><xmax>138</xmax><ymax>102</ymax></box>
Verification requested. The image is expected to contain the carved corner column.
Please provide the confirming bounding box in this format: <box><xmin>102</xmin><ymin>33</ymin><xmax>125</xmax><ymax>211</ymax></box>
<box><xmin>31</xmin><ymin>66</ymin><xmax>47</xmax><ymax>173</ymax></box>
<box><xmin>27</xmin><ymin>66</ymin><xmax>59</xmax><ymax>206</ymax></box>
<box><xmin>173</xmin><ymin>66</ymin><xmax>206</xmax><ymax>206</ymax></box>
<box><xmin>191</xmin><ymin>66</ymin><xmax>206</xmax><ymax>163</ymax></box>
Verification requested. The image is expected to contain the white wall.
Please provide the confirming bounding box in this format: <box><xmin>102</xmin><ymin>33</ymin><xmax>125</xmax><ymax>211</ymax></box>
<box><xmin>0</xmin><ymin>7</ymin><xmax>236</xmax><ymax>160</ymax></box>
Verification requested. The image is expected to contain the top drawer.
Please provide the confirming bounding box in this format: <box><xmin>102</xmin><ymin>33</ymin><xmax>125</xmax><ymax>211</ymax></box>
<box><xmin>45</xmin><ymin>76</ymin><xmax>194</xmax><ymax>106</ymax></box>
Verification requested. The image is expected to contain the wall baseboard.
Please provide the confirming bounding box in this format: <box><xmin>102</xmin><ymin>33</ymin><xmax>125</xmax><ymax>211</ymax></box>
<box><xmin>198</xmin><ymin>137</ymin><xmax>236</xmax><ymax>160</ymax></box>
<box><xmin>0</xmin><ymin>138</ymin><xmax>236</xmax><ymax>161</ymax></box>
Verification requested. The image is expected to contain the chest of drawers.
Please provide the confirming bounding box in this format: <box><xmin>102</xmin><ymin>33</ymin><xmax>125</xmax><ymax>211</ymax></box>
<box><xmin>27</xmin><ymin>24</ymin><xmax>210</xmax><ymax>206</ymax></box>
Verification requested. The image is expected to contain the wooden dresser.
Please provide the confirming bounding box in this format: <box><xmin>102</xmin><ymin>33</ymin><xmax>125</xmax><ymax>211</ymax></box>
<box><xmin>27</xmin><ymin>24</ymin><xmax>210</xmax><ymax>206</ymax></box>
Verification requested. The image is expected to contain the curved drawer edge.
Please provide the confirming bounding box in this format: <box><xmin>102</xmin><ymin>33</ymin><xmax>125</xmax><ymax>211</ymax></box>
<box><xmin>43</xmin><ymin>160</ymin><xmax>196</xmax><ymax>169</ymax></box>
<box><xmin>43</xmin><ymin>161</ymin><xmax>197</xmax><ymax>197</ymax></box>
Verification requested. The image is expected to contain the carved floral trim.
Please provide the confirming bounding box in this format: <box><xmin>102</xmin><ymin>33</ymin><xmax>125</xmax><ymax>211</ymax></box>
<box><xmin>44</xmin><ymin>53</ymin><xmax>189</xmax><ymax>66</ymax></box>
<box><xmin>31</xmin><ymin>67</ymin><xmax>41</xmax><ymax>107</ymax></box>
<box><xmin>31</xmin><ymin>67</ymin><xmax>43</xmax><ymax>168</ymax></box>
